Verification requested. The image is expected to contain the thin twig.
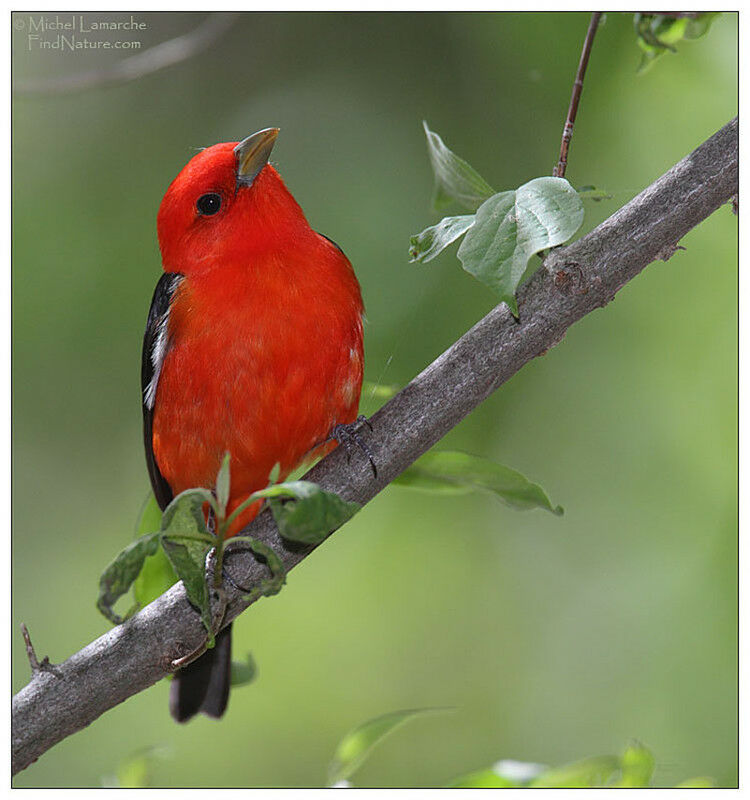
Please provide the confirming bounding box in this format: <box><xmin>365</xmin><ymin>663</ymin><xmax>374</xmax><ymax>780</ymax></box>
<box><xmin>19</xmin><ymin>623</ymin><xmax>49</xmax><ymax>676</ymax></box>
<box><xmin>553</xmin><ymin>12</ymin><xmax>603</xmax><ymax>179</ymax></box>
<box><xmin>11</xmin><ymin>117</ymin><xmax>737</xmax><ymax>776</ymax></box>
<box><xmin>13</xmin><ymin>13</ymin><xmax>238</xmax><ymax>96</ymax></box>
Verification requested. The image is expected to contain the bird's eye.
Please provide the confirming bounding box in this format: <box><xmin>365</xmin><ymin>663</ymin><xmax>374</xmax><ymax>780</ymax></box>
<box><xmin>196</xmin><ymin>193</ymin><xmax>222</xmax><ymax>216</ymax></box>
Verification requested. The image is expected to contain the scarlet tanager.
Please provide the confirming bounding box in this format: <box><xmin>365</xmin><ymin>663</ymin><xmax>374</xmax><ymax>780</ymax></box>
<box><xmin>142</xmin><ymin>129</ymin><xmax>364</xmax><ymax>722</ymax></box>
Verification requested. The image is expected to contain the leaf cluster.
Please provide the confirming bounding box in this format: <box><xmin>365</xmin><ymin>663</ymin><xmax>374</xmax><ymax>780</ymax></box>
<box><xmin>410</xmin><ymin>123</ymin><xmax>585</xmax><ymax>316</ymax></box>
<box><xmin>326</xmin><ymin>714</ymin><xmax>713</xmax><ymax>788</ymax></box>
<box><xmin>96</xmin><ymin>457</ymin><xmax>359</xmax><ymax>642</ymax></box>
<box><xmin>633</xmin><ymin>12</ymin><xmax>720</xmax><ymax>74</ymax></box>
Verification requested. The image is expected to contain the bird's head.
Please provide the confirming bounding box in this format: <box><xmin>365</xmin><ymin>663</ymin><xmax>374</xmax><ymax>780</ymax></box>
<box><xmin>157</xmin><ymin>128</ymin><xmax>308</xmax><ymax>272</ymax></box>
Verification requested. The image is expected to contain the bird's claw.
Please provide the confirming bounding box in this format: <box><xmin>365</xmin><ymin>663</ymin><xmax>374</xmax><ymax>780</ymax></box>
<box><xmin>330</xmin><ymin>415</ymin><xmax>377</xmax><ymax>477</ymax></box>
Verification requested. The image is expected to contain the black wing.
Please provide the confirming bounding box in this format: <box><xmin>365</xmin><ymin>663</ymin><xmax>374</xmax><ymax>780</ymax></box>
<box><xmin>142</xmin><ymin>271</ymin><xmax>184</xmax><ymax>511</ymax></box>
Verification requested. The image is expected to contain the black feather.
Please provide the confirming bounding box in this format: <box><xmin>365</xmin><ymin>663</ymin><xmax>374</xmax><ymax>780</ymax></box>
<box><xmin>141</xmin><ymin>271</ymin><xmax>183</xmax><ymax>511</ymax></box>
<box><xmin>142</xmin><ymin>271</ymin><xmax>233</xmax><ymax>723</ymax></box>
<box><xmin>169</xmin><ymin>625</ymin><xmax>232</xmax><ymax>723</ymax></box>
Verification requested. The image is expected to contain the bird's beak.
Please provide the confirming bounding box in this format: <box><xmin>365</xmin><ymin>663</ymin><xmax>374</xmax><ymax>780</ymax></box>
<box><xmin>234</xmin><ymin>128</ymin><xmax>280</xmax><ymax>187</ymax></box>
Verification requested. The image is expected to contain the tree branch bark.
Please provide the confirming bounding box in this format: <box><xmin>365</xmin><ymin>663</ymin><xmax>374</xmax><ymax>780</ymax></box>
<box><xmin>12</xmin><ymin>116</ymin><xmax>737</xmax><ymax>776</ymax></box>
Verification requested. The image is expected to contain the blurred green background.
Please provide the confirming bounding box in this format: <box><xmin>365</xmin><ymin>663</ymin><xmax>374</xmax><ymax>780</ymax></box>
<box><xmin>12</xmin><ymin>11</ymin><xmax>737</xmax><ymax>788</ymax></box>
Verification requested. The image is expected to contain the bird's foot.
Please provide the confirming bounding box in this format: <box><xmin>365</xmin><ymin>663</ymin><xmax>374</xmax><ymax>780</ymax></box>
<box><xmin>329</xmin><ymin>415</ymin><xmax>377</xmax><ymax>477</ymax></box>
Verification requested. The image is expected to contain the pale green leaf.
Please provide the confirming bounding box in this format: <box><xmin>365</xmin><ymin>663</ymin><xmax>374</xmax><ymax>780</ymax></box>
<box><xmin>393</xmin><ymin>451</ymin><xmax>563</xmax><ymax>515</ymax></box>
<box><xmin>97</xmin><ymin>531</ymin><xmax>160</xmax><ymax>625</ymax></box>
<box><xmin>447</xmin><ymin>768</ymin><xmax>516</xmax><ymax>788</ymax></box>
<box><xmin>133</xmin><ymin>545</ymin><xmax>177</xmax><ymax>609</ymax></box>
<box><xmin>115</xmin><ymin>752</ymin><xmax>150</xmax><ymax>789</ymax></box>
<box><xmin>676</xmin><ymin>777</ymin><xmax>715</xmax><ymax>788</ymax></box>
<box><xmin>614</xmin><ymin>741</ymin><xmax>655</xmax><ymax>787</ymax></box>
<box><xmin>268</xmin><ymin>462</ymin><xmax>281</xmax><ymax>485</ymax></box>
<box><xmin>230</xmin><ymin>652</ymin><xmax>258</xmax><ymax>687</ymax></box>
<box><xmin>577</xmin><ymin>185</ymin><xmax>613</xmax><ymax>202</ymax></box>
<box><xmin>249</xmin><ymin>480</ymin><xmax>321</xmax><ymax>501</ymax></box>
<box><xmin>409</xmin><ymin>215</ymin><xmax>475</xmax><ymax>263</ymax></box>
<box><xmin>130</xmin><ymin>494</ymin><xmax>174</xmax><ymax>613</ymax></box>
<box><xmin>102</xmin><ymin>745</ymin><xmax>171</xmax><ymax>789</ymax></box>
<box><xmin>448</xmin><ymin>760</ymin><xmax>546</xmax><ymax>788</ymax></box>
<box><xmin>423</xmin><ymin>121</ymin><xmax>494</xmax><ymax>211</ymax></box>
<box><xmin>529</xmin><ymin>756</ymin><xmax>620</xmax><ymax>788</ymax></box>
<box><xmin>328</xmin><ymin>708</ymin><xmax>446</xmax><ymax>786</ymax></box>
<box><xmin>135</xmin><ymin>493</ymin><xmax>162</xmax><ymax>536</ymax></box>
<box><xmin>684</xmin><ymin>12</ymin><xmax>720</xmax><ymax>39</ymax></box>
<box><xmin>215</xmin><ymin>452</ymin><xmax>231</xmax><ymax>515</ymax></box>
<box><xmin>493</xmin><ymin>760</ymin><xmax>548</xmax><ymax>785</ymax></box>
<box><xmin>448</xmin><ymin>769</ymin><xmax>514</xmax><ymax>788</ymax></box>
<box><xmin>634</xmin><ymin>13</ymin><xmax>720</xmax><ymax>74</ymax></box>
<box><xmin>457</xmin><ymin>177</ymin><xmax>584</xmax><ymax>315</ymax></box>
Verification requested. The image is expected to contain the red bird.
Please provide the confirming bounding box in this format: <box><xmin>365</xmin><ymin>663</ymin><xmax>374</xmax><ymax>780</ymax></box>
<box><xmin>142</xmin><ymin>129</ymin><xmax>364</xmax><ymax>722</ymax></box>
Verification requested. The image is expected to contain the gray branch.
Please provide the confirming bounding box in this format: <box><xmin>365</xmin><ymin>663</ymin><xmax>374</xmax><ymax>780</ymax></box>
<box><xmin>12</xmin><ymin>117</ymin><xmax>737</xmax><ymax>776</ymax></box>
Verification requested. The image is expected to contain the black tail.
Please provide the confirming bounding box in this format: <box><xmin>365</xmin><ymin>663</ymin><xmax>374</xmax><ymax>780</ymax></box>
<box><xmin>169</xmin><ymin>623</ymin><xmax>232</xmax><ymax>723</ymax></box>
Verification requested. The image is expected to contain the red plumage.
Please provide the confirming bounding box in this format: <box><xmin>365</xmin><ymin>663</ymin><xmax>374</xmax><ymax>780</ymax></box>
<box><xmin>153</xmin><ymin>142</ymin><xmax>364</xmax><ymax>536</ymax></box>
<box><xmin>144</xmin><ymin>133</ymin><xmax>364</xmax><ymax>721</ymax></box>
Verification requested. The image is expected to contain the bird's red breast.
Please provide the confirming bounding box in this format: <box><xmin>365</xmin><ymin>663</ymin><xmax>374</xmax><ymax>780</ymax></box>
<box><xmin>150</xmin><ymin>142</ymin><xmax>364</xmax><ymax>535</ymax></box>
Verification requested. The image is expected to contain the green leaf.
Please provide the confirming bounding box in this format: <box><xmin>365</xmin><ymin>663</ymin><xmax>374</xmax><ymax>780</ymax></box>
<box><xmin>328</xmin><ymin>708</ymin><xmax>446</xmax><ymax>786</ymax></box>
<box><xmin>102</xmin><ymin>745</ymin><xmax>171</xmax><ymax>789</ymax></box>
<box><xmin>676</xmin><ymin>777</ymin><xmax>715</xmax><ymax>788</ymax></box>
<box><xmin>215</xmin><ymin>452</ymin><xmax>231</xmax><ymax>515</ymax></box>
<box><xmin>135</xmin><ymin>493</ymin><xmax>162</xmax><ymax>536</ymax></box>
<box><xmin>448</xmin><ymin>760</ymin><xmax>546</xmax><ymax>788</ymax></box>
<box><xmin>161</xmin><ymin>536</ymin><xmax>213</xmax><ymax>643</ymax></box>
<box><xmin>448</xmin><ymin>768</ymin><xmax>516</xmax><ymax>788</ymax></box>
<box><xmin>423</xmin><ymin>121</ymin><xmax>495</xmax><ymax>211</ymax></box>
<box><xmin>97</xmin><ymin>531</ymin><xmax>161</xmax><ymax>625</ymax></box>
<box><xmin>448</xmin><ymin>750</ymin><xmax>712</xmax><ymax>790</ymax></box>
<box><xmin>683</xmin><ymin>12</ymin><xmax>720</xmax><ymax>39</ymax></box>
<box><xmin>248</xmin><ymin>480</ymin><xmax>321</xmax><ymax>501</ymax></box>
<box><xmin>529</xmin><ymin>756</ymin><xmax>620</xmax><ymax>788</ymax></box>
<box><xmin>634</xmin><ymin>13</ymin><xmax>720</xmax><ymax>74</ymax></box>
<box><xmin>577</xmin><ymin>185</ymin><xmax>613</xmax><ymax>202</ymax></box>
<box><xmin>634</xmin><ymin>13</ymin><xmax>685</xmax><ymax>73</ymax></box>
<box><xmin>160</xmin><ymin>490</ymin><xmax>215</xmax><ymax>639</ymax></box>
<box><xmin>393</xmin><ymin>451</ymin><xmax>563</xmax><ymax>515</ymax></box>
<box><xmin>116</xmin><ymin>755</ymin><xmax>150</xmax><ymax>789</ymax></box>
<box><xmin>635</xmin><ymin>13</ymin><xmax>686</xmax><ymax>51</ymax></box>
<box><xmin>457</xmin><ymin>177</ymin><xmax>584</xmax><ymax>315</ymax></box>
<box><xmin>230</xmin><ymin>652</ymin><xmax>258</xmax><ymax>687</ymax></box>
<box><xmin>409</xmin><ymin>215</ymin><xmax>475</xmax><ymax>263</ymax></box>
<box><xmin>133</xmin><ymin>545</ymin><xmax>177</xmax><ymax>609</ymax></box>
<box><xmin>614</xmin><ymin>741</ymin><xmax>655</xmax><ymax>787</ymax></box>
<box><xmin>268</xmin><ymin>462</ymin><xmax>281</xmax><ymax>485</ymax></box>
<box><xmin>160</xmin><ymin>488</ymin><xmax>216</xmax><ymax>542</ymax></box>
<box><xmin>254</xmin><ymin>481</ymin><xmax>359</xmax><ymax>544</ymax></box>
<box><xmin>131</xmin><ymin>493</ymin><xmax>176</xmax><ymax>611</ymax></box>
